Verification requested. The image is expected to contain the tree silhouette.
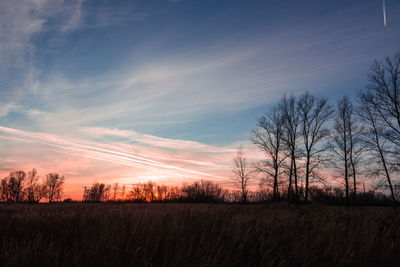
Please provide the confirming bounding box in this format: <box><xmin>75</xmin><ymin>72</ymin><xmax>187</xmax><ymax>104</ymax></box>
<box><xmin>281</xmin><ymin>95</ymin><xmax>301</xmax><ymax>201</ymax></box>
<box><xmin>330</xmin><ymin>96</ymin><xmax>360</xmax><ymax>205</ymax></box>
<box><xmin>232</xmin><ymin>146</ymin><xmax>250</xmax><ymax>203</ymax></box>
<box><xmin>358</xmin><ymin>90</ymin><xmax>396</xmax><ymax>204</ymax></box>
<box><xmin>365</xmin><ymin>51</ymin><xmax>400</xmax><ymax>161</ymax></box>
<box><xmin>251</xmin><ymin>103</ymin><xmax>286</xmax><ymax>200</ymax></box>
<box><xmin>45</xmin><ymin>173</ymin><xmax>65</xmax><ymax>203</ymax></box>
<box><xmin>298</xmin><ymin>92</ymin><xmax>334</xmax><ymax>202</ymax></box>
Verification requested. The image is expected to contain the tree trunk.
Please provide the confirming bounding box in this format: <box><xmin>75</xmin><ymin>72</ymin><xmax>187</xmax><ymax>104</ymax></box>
<box><xmin>305</xmin><ymin>154</ymin><xmax>310</xmax><ymax>202</ymax></box>
<box><xmin>242</xmin><ymin>182</ymin><xmax>247</xmax><ymax>203</ymax></box>
<box><xmin>379</xmin><ymin>148</ymin><xmax>396</xmax><ymax>206</ymax></box>
<box><xmin>344</xmin><ymin>160</ymin><xmax>349</xmax><ymax>205</ymax></box>
<box><xmin>288</xmin><ymin>159</ymin><xmax>293</xmax><ymax>201</ymax></box>
<box><xmin>273</xmin><ymin>169</ymin><xmax>278</xmax><ymax>200</ymax></box>
<box><xmin>293</xmin><ymin>154</ymin><xmax>298</xmax><ymax>202</ymax></box>
<box><xmin>351</xmin><ymin>161</ymin><xmax>357</xmax><ymax>201</ymax></box>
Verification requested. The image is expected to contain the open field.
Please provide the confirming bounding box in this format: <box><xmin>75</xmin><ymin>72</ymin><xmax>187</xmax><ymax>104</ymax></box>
<box><xmin>0</xmin><ymin>203</ymin><xmax>399</xmax><ymax>266</ymax></box>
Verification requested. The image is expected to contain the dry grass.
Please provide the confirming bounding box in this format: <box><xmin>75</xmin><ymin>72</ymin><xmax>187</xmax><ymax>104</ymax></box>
<box><xmin>0</xmin><ymin>203</ymin><xmax>399</xmax><ymax>266</ymax></box>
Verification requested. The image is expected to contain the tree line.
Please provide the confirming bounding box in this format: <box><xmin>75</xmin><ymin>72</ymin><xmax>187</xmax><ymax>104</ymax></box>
<box><xmin>0</xmin><ymin>169</ymin><xmax>64</xmax><ymax>203</ymax></box>
<box><xmin>234</xmin><ymin>50</ymin><xmax>400</xmax><ymax>205</ymax></box>
<box><xmin>82</xmin><ymin>178</ymin><xmax>394</xmax><ymax>205</ymax></box>
<box><xmin>82</xmin><ymin>180</ymin><xmax>244</xmax><ymax>203</ymax></box>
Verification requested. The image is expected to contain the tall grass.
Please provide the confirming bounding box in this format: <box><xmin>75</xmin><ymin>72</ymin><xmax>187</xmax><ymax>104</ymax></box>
<box><xmin>0</xmin><ymin>203</ymin><xmax>399</xmax><ymax>266</ymax></box>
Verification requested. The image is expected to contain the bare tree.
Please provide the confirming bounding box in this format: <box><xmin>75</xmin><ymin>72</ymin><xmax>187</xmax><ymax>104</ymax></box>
<box><xmin>83</xmin><ymin>183</ymin><xmax>104</xmax><ymax>202</ymax></box>
<box><xmin>281</xmin><ymin>95</ymin><xmax>302</xmax><ymax>201</ymax></box>
<box><xmin>0</xmin><ymin>177</ymin><xmax>10</xmax><ymax>201</ymax></box>
<box><xmin>112</xmin><ymin>183</ymin><xmax>119</xmax><ymax>201</ymax></box>
<box><xmin>0</xmin><ymin>169</ymin><xmax>45</xmax><ymax>203</ymax></box>
<box><xmin>357</xmin><ymin>51</ymin><xmax>400</xmax><ymax>204</ymax></box>
<box><xmin>251</xmin><ymin>103</ymin><xmax>286</xmax><ymax>200</ymax></box>
<box><xmin>358</xmin><ymin>91</ymin><xmax>396</xmax><ymax>204</ymax></box>
<box><xmin>33</xmin><ymin>184</ymin><xmax>47</xmax><ymax>203</ymax></box>
<box><xmin>104</xmin><ymin>184</ymin><xmax>112</xmax><ymax>201</ymax></box>
<box><xmin>181</xmin><ymin>180</ymin><xmax>224</xmax><ymax>202</ymax></box>
<box><xmin>45</xmin><ymin>173</ymin><xmax>64</xmax><ymax>203</ymax></box>
<box><xmin>9</xmin><ymin>171</ymin><xmax>26</xmax><ymax>202</ymax></box>
<box><xmin>330</xmin><ymin>96</ymin><xmax>361</xmax><ymax>204</ymax></box>
<box><xmin>364</xmin><ymin>51</ymin><xmax>400</xmax><ymax>164</ymax></box>
<box><xmin>129</xmin><ymin>184</ymin><xmax>146</xmax><ymax>202</ymax></box>
<box><xmin>143</xmin><ymin>181</ymin><xmax>155</xmax><ymax>202</ymax></box>
<box><xmin>121</xmin><ymin>185</ymin><xmax>126</xmax><ymax>200</ymax></box>
<box><xmin>232</xmin><ymin>146</ymin><xmax>250</xmax><ymax>203</ymax></box>
<box><xmin>167</xmin><ymin>186</ymin><xmax>182</xmax><ymax>201</ymax></box>
<box><xmin>347</xmin><ymin>107</ymin><xmax>364</xmax><ymax>200</ymax></box>
<box><xmin>156</xmin><ymin>184</ymin><xmax>167</xmax><ymax>201</ymax></box>
<box><xmin>25</xmin><ymin>169</ymin><xmax>39</xmax><ymax>202</ymax></box>
<box><xmin>298</xmin><ymin>92</ymin><xmax>334</xmax><ymax>202</ymax></box>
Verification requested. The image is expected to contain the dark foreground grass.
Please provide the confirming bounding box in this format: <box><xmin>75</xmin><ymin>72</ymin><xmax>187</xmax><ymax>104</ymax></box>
<box><xmin>0</xmin><ymin>203</ymin><xmax>399</xmax><ymax>266</ymax></box>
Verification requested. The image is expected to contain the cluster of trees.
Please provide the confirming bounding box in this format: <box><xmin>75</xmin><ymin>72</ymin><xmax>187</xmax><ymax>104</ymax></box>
<box><xmin>82</xmin><ymin>180</ymin><xmax>254</xmax><ymax>203</ymax></box>
<box><xmin>129</xmin><ymin>181</ymin><xmax>179</xmax><ymax>202</ymax></box>
<box><xmin>0</xmin><ymin>169</ymin><xmax>65</xmax><ymax>203</ymax></box>
<box><xmin>246</xmin><ymin>50</ymin><xmax>400</xmax><ymax>205</ymax></box>
<box><xmin>82</xmin><ymin>178</ymin><xmax>395</xmax><ymax>205</ymax></box>
<box><xmin>82</xmin><ymin>183</ymin><xmax>112</xmax><ymax>202</ymax></box>
<box><xmin>181</xmin><ymin>180</ymin><xmax>225</xmax><ymax>202</ymax></box>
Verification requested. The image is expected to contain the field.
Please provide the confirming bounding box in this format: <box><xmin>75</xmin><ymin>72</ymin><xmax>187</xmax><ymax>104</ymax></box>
<box><xmin>0</xmin><ymin>203</ymin><xmax>399</xmax><ymax>266</ymax></box>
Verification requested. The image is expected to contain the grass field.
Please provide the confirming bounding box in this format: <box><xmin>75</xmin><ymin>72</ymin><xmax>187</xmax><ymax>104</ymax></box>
<box><xmin>0</xmin><ymin>203</ymin><xmax>399</xmax><ymax>266</ymax></box>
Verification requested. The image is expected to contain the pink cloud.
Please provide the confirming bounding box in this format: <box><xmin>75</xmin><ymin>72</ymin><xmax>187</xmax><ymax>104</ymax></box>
<box><xmin>0</xmin><ymin>125</ymin><xmax>265</xmax><ymax>200</ymax></box>
<box><xmin>79</xmin><ymin>126</ymin><xmax>235</xmax><ymax>153</ymax></box>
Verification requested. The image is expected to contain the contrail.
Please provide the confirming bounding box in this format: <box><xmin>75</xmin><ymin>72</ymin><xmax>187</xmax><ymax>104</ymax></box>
<box><xmin>0</xmin><ymin>125</ymin><xmax>223</xmax><ymax>178</ymax></box>
<box><xmin>382</xmin><ymin>0</ymin><xmax>387</xmax><ymax>27</ymax></box>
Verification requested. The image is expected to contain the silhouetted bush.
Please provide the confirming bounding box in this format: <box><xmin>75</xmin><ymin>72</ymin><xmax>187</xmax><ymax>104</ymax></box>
<box><xmin>181</xmin><ymin>180</ymin><xmax>225</xmax><ymax>202</ymax></box>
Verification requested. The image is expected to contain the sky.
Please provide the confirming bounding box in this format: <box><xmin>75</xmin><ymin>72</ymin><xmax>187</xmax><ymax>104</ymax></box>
<box><xmin>0</xmin><ymin>0</ymin><xmax>399</xmax><ymax>199</ymax></box>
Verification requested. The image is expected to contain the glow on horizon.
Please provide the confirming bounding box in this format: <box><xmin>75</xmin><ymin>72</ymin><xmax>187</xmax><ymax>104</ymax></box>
<box><xmin>0</xmin><ymin>125</ymin><xmax>264</xmax><ymax>199</ymax></box>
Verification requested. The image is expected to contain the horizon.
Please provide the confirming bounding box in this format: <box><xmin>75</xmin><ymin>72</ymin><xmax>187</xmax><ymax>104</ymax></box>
<box><xmin>1</xmin><ymin>0</ymin><xmax>400</xmax><ymax>200</ymax></box>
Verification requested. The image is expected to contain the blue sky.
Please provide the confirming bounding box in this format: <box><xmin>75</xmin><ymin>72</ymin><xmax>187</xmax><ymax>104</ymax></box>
<box><xmin>0</xmin><ymin>0</ymin><xmax>399</xmax><ymax>197</ymax></box>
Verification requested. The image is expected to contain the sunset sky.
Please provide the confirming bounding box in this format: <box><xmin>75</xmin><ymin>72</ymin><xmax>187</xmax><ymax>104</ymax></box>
<box><xmin>0</xmin><ymin>0</ymin><xmax>399</xmax><ymax>199</ymax></box>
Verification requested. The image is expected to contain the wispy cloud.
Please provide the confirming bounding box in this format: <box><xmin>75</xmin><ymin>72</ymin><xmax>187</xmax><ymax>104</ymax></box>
<box><xmin>0</xmin><ymin>125</ymin><xmax>221</xmax><ymax>177</ymax></box>
<box><xmin>0</xmin><ymin>0</ymin><xmax>146</xmax><ymax>101</ymax></box>
<box><xmin>0</xmin><ymin>103</ymin><xmax>19</xmax><ymax>117</ymax></box>
<box><xmin>59</xmin><ymin>0</ymin><xmax>84</xmax><ymax>32</ymax></box>
<box><xmin>0</xmin><ymin>124</ymin><xmax>264</xmax><ymax>198</ymax></box>
<box><xmin>79</xmin><ymin>127</ymin><xmax>234</xmax><ymax>153</ymax></box>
